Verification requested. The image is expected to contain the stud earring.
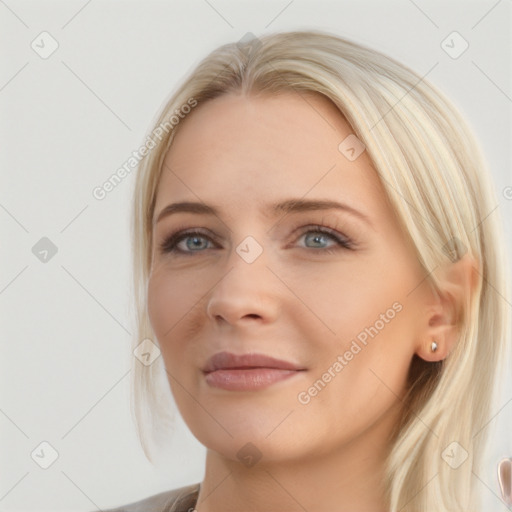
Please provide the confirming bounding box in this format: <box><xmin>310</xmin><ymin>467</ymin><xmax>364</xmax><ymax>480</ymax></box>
<box><xmin>431</xmin><ymin>341</ymin><xmax>438</xmax><ymax>352</ymax></box>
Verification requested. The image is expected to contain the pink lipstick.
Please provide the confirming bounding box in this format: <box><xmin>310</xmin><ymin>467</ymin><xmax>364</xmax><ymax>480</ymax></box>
<box><xmin>202</xmin><ymin>351</ymin><xmax>305</xmax><ymax>391</ymax></box>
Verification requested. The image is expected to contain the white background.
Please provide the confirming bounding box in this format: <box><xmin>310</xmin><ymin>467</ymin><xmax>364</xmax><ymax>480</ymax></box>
<box><xmin>1</xmin><ymin>0</ymin><xmax>511</xmax><ymax>510</ymax></box>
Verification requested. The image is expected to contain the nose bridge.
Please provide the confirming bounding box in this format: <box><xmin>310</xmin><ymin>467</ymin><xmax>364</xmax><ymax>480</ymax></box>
<box><xmin>206</xmin><ymin>230</ymin><xmax>278</xmax><ymax>323</ymax></box>
<box><xmin>221</xmin><ymin>232</ymin><xmax>270</xmax><ymax>295</ymax></box>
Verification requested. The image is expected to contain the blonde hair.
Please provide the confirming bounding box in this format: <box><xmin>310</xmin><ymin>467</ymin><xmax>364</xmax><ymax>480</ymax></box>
<box><xmin>129</xmin><ymin>30</ymin><xmax>510</xmax><ymax>511</ymax></box>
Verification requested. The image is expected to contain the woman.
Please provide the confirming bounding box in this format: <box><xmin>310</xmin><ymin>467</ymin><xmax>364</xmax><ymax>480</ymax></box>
<box><xmin>100</xmin><ymin>30</ymin><xmax>510</xmax><ymax>511</ymax></box>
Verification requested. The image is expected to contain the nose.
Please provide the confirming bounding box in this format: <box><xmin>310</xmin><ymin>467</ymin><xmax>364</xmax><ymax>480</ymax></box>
<box><xmin>205</xmin><ymin>245</ymin><xmax>281</xmax><ymax>326</ymax></box>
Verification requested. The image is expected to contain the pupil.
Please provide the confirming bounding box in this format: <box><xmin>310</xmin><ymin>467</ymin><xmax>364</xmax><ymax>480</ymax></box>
<box><xmin>190</xmin><ymin>237</ymin><xmax>204</xmax><ymax>249</ymax></box>
<box><xmin>309</xmin><ymin>233</ymin><xmax>325</xmax><ymax>247</ymax></box>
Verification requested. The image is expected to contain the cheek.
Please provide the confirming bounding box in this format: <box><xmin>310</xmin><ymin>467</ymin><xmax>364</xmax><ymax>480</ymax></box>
<box><xmin>346</xmin><ymin>309</ymin><xmax>416</xmax><ymax>412</ymax></box>
<box><xmin>290</xmin><ymin>263</ymin><xmax>416</xmax><ymax>409</ymax></box>
<box><xmin>146</xmin><ymin>266</ymin><xmax>200</xmax><ymax>350</ymax></box>
<box><xmin>279</xmin><ymin>259</ymin><xmax>404</xmax><ymax>353</ymax></box>
<box><xmin>297</xmin><ymin>314</ymin><xmax>414</xmax><ymax>440</ymax></box>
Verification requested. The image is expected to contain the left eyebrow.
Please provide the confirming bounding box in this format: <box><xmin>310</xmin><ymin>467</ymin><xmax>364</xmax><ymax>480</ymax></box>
<box><xmin>271</xmin><ymin>199</ymin><xmax>372</xmax><ymax>226</ymax></box>
<box><xmin>154</xmin><ymin>198</ymin><xmax>373</xmax><ymax>228</ymax></box>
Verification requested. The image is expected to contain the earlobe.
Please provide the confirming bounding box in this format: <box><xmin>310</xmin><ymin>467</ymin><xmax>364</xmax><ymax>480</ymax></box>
<box><xmin>417</xmin><ymin>339</ymin><xmax>446</xmax><ymax>362</ymax></box>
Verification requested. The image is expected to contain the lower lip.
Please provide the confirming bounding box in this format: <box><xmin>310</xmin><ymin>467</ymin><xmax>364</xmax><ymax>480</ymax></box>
<box><xmin>204</xmin><ymin>368</ymin><xmax>301</xmax><ymax>391</ymax></box>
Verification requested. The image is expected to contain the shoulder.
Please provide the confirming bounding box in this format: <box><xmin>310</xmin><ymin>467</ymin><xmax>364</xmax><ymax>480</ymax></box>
<box><xmin>97</xmin><ymin>482</ymin><xmax>200</xmax><ymax>512</ymax></box>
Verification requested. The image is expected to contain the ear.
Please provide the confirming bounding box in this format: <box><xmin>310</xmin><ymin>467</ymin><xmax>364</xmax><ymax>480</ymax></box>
<box><xmin>416</xmin><ymin>252</ymin><xmax>480</xmax><ymax>362</ymax></box>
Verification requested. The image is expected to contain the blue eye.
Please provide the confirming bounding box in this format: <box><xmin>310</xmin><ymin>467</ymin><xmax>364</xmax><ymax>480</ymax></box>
<box><xmin>300</xmin><ymin>228</ymin><xmax>349</xmax><ymax>251</ymax></box>
<box><xmin>158</xmin><ymin>230</ymin><xmax>213</xmax><ymax>254</ymax></box>
<box><xmin>159</xmin><ymin>225</ymin><xmax>353</xmax><ymax>255</ymax></box>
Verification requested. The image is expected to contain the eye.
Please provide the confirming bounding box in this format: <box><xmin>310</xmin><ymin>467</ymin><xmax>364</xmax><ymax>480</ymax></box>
<box><xmin>296</xmin><ymin>225</ymin><xmax>353</xmax><ymax>253</ymax></box>
<box><xmin>159</xmin><ymin>229</ymin><xmax>216</xmax><ymax>254</ymax></box>
<box><xmin>158</xmin><ymin>225</ymin><xmax>354</xmax><ymax>255</ymax></box>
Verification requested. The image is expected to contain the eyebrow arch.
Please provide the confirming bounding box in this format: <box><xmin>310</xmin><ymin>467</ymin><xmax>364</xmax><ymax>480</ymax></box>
<box><xmin>154</xmin><ymin>198</ymin><xmax>373</xmax><ymax>228</ymax></box>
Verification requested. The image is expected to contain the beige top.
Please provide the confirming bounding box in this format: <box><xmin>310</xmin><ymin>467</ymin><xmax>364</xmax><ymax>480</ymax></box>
<box><xmin>98</xmin><ymin>483</ymin><xmax>200</xmax><ymax>512</ymax></box>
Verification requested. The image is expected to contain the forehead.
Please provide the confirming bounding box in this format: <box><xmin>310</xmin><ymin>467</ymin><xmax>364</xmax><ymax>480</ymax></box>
<box><xmin>154</xmin><ymin>92</ymin><xmax>386</xmax><ymax>222</ymax></box>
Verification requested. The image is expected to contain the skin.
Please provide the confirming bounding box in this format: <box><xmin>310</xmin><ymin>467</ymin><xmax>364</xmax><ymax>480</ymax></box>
<box><xmin>146</xmin><ymin>91</ymin><xmax>468</xmax><ymax>511</ymax></box>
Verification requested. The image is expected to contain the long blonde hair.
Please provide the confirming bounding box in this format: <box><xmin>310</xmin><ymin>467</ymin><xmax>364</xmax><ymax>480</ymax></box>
<box><xmin>129</xmin><ymin>30</ymin><xmax>510</xmax><ymax>510</ymax></box>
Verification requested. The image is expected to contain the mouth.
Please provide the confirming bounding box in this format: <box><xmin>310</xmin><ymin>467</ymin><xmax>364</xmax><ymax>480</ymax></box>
<box><xmin>202</xmin><ymin>351</ymin><xmax>306</xmax><ymax>391</ymax></box>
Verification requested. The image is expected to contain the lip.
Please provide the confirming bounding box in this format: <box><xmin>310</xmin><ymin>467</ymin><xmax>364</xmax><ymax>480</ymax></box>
<box><xmin>203</xmin><ymin>351</ymin><xmax>303</xmax><ymax>372</ymax></box>
<box><xmin>202</xmin><ymin>351</ymin><xmax>306</xmax><ymax>391</ymax></box>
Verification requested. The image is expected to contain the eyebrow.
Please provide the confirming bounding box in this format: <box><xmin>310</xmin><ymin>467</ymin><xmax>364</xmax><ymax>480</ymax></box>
<box><xmin>154</xmin><ymin>198</ymin><xmax>373</xmax><ymax>227</ymax></box>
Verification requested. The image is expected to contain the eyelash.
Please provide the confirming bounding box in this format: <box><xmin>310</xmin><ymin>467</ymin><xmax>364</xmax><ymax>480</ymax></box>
<box><xmin>158</xmin><ymin>224</ymin><xmax>354</xmax><ymax>256</ymax></box>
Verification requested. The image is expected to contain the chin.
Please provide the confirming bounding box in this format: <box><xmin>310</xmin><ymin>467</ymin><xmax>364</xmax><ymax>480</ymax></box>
<box><xmin>201</xmin><ymin>432</ymin><xmax>311</xmax><ymax>466</ymax></box>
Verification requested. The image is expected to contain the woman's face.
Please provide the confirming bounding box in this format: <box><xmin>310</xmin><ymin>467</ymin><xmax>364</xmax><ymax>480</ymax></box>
<box><xmin>147</xmin><ymin>91</ymin><xmax>432</xmax><ymax>464</ymax></box>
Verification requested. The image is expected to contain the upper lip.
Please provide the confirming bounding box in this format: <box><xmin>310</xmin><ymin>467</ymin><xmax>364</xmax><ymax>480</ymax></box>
<box><xmin>203</xmin><ymin>351</ymin><xmax>305</xmax><ymax>373</ymax></box>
